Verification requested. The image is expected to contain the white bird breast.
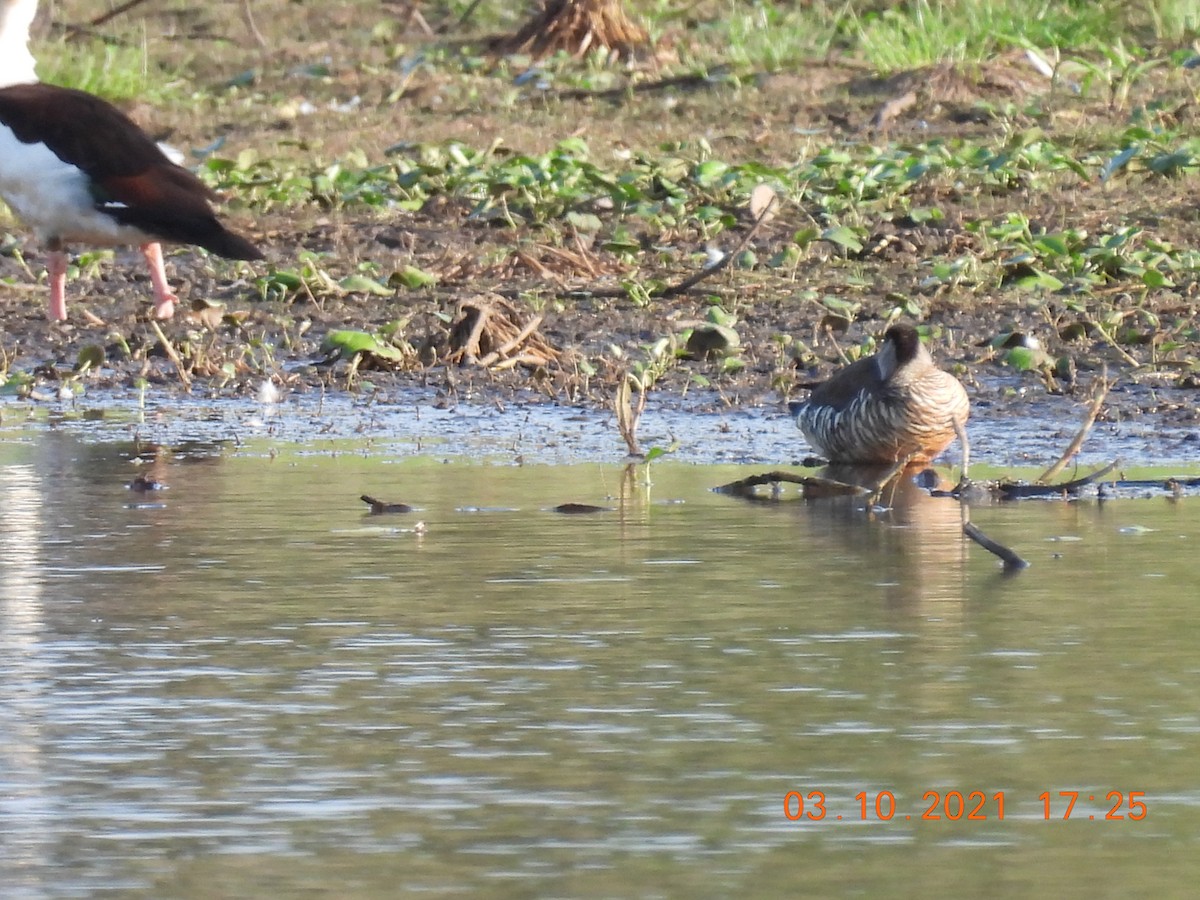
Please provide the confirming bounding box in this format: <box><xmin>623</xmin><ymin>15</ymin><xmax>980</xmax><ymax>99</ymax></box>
<box><xmin>0</xmin><ymin>125</ymin><xmax>153</xmax><ymax>246</ymax></box>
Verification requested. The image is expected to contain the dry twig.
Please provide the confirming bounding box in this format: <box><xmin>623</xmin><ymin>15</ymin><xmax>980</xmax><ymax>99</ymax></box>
<box><xmin>150</xmin><ymin>320</ymin><xmax>193</xmax><ymax>392</ymax></box>
<box><xmin>613</xmin><ymin>375</ymin><xmax>647</xmax><ymax>457</ymax></box>
<box><xmin>659</xmin><ymin>194</ymin><xmax>778</xmax><ymax>298</ymax></box>
<box><xmin>1038</xmin><ymin>374</ymin><xmax>1110</xmax><ymax>483</ymax></box>
<box><xmin>88</xmin><ymin>0</ymin><xmax>153</xmax><ymax>27</ymax></box>
<box><xmin>241</xmin><ymin>0</ymin><xmax>268</xmax><ymax>48</ymax></box>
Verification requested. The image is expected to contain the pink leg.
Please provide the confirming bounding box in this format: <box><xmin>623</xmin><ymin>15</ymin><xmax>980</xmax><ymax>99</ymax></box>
<box><xmin>140</xmin><ymin>242</ymin><xmax>179</xmax><ymax>319</ymax></box>
<box><xmin>47</xmin><ymin>249</ymin><xmax>69</xmax><ymax>322</ymax></box>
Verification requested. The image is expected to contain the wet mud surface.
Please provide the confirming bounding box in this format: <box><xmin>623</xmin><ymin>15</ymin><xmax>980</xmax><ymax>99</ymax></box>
<box><xmin>4</xmin><ymin>385</ymin><xmax>1197</xmax><ymax>470</ymax></box>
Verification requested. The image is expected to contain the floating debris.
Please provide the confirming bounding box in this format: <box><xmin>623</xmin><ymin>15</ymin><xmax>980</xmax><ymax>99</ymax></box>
<box><xmin>127</xmin><ymin>474</ymin><xmax>166</xmax><ymax>492</ymax></box>
<box><xmin>551</xmin><ymin>502</ymin><xmax>612</xmax><ymax>514</ymax></box>
<box><xmin>360</xmin><ymin>494</ymin><xmax>415</xmax><ymax>514</ymax></box>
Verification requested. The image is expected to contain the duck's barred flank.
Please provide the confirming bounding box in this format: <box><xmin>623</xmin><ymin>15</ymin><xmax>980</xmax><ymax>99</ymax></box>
<box><xmin>793</xmin><ymin>326</ymin><xmax>970</xmax><ymax>465</ymax></box>
<box><xmin>798</xmin><ymin>370</ymin><xmax>968</xmax><ymax>463</ymax></box>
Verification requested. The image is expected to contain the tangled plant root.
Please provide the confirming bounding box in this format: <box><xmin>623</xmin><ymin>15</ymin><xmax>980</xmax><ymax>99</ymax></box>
<box><xmin>495</xmin><ymin>0</ymin><xmax>648</xmax><ymax>60</ymax></box>
<box><xmin>447</xmin><ymin>295</ymin><xmax>561</xmax><ymax>371</ymax></box>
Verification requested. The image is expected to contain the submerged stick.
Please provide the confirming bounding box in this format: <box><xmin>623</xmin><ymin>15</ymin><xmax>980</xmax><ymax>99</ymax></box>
<box><xmin>964</xmin><ymin>521</ymin><xmax>1029</xmax><ymax>571</ymax></box>
<box><xmin>1118</xmin><ymin>476</ymin><xmax>1200</xmax><ymax>490</ymax></box>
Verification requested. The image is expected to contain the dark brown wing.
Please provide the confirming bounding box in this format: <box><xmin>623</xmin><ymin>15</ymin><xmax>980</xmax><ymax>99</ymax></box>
<box><xmin>0</xmin><ymin>83</ymin><xmax>203</xmax><ymax>180</ymax></box>
<box><xmin>804</xmin><ymin>355</ymin><xmax>884</xmax><ymax>412</ymax></box>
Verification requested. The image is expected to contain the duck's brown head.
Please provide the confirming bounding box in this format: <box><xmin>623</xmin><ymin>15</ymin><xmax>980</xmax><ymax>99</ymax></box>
<box><xmin>875</xmin><ymin>324</ymin><xmax>931</xmax><ymax>381</ymax></box>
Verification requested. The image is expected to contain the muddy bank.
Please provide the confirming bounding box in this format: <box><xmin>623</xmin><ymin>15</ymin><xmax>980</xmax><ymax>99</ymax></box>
<box><xmin>1</xmin><ymin>4</ymin><xmax>1199</xmax><ymax>450</ymax></box>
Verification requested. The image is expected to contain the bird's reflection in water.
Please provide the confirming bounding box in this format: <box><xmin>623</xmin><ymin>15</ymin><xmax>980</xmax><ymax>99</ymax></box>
<box><xmin>792</xmin><ymin>464</ymin><xmax>977</xmax><ymax>724</ymax></box>
<box><xmin>777</xmin><ymin>463</ymin><xmax>969</xmax><ymax>612</ymax></box>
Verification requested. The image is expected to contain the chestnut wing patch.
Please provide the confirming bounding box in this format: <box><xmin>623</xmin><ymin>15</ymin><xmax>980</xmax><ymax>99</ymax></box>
<box><xmin>91</xmin><ymin>166</ymin><xmax>261</xmax><ymax>258</ymax></box>
<box><xmin>88</xmin><ymin>165</ymin><xmax>225</xmax><ymax>244</ymax></box>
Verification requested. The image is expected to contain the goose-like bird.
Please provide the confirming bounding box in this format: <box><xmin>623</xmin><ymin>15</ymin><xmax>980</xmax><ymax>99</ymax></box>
<box><xmin>0</xmin><ymin>0</ymin><xmax>261</xmax><ymax>321</ymax></box>
<box><xmin>791</xmin><ymin>325</ymin><xmax>970</xmax><ymax>465</ymax></box>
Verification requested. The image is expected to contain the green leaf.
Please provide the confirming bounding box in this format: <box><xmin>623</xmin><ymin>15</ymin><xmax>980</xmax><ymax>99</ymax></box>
<box><xmin>1034</xmin><ymin>235</ymin><xmax>1070</xmax><ymax>257</ymax></box>
<box><xmin>1005</xmin><ymin>346</ymin><xmax>1055</xmax><ymax>371</ymax></box>
<box><xmin>705</xmin><ymin>305</ymin><xmax>737</xmax><ymax>328</ymax></box>
<box><xmin>1100</xmin><ymin>146</ymin><xmax>1138</xmax><ymax>182</ymax></box>
<box><xmin>267</xmin><ymin>270</ymin><xmax>303</xmax><ymax>290</ymax></box>
<box><xmin>792</xmin><ymin>226</ymin><xmax>820</xmax><ymax>248</ymax></box>
<box><xmin>0</xmin><ymin>370</ymin><xmax>33</xmax><ymax>395</ymax></box>
<box><xmin>392</xmin><ymin>265</ymin><xmax>438</xmax><ymax>289</ymax></box>
<box><xmin>820</xmin><ymin>295</ymin><xmax>859</xmax><ymax>313</ymax></box>
<box><xmin>339</xmin><ymin>274</ymin><xmax>393</xmax><ymax>296</ymax></box>
<box><xmin>566</xmin><ymin>211</ymin><xmax>603</xmax><ymax>232</ymax></box>
<box><xmin>1141</xmin><ymin>269</ymin><xmax>1170</xmax><ymax>288</ymax></box>
<box><xmin>75</xmin><ymin>344</ymin><xmax>105</xmax><ymax>372</ymax></box>
<box><xmin>1147</xmin><ymin>151</ymin><xmax>1192</xmax><ymax>176</ymax></box>
<box><xmin>693</xmin><ymin>160</ymin><xmax>729</xmax><ymax>185</ymax></box>
<box><xmin>1013</xmin><ymin>268</ymin><xmax>1065</xmax><ymax>291</ymax></box>
<box><xmin>685</xmin><ymin>324</ymin><xmax>740</xmax><ymax>359</ymax></box>
<box><xmin>822</xmin><ymin>225</ymin><xmax>863</xmax><ymax>254</ymax></box>
<box><xmin>321</xmin><ymin>330</ymin><xmax>405</xmax><ymax>361</ymax></box>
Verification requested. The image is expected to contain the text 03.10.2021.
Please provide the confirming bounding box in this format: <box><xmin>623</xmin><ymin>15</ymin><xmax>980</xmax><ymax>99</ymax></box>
<box><xmin>783</xmin><ymin>790</ymin><xmax>1148</xmax><ymax>822</ymax></box>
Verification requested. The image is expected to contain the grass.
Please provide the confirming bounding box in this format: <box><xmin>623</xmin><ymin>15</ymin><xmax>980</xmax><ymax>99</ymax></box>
<box><xmin>36</xmin><ymin>32</ymin><xmax>165</xmax><ymax>102</ymax></box>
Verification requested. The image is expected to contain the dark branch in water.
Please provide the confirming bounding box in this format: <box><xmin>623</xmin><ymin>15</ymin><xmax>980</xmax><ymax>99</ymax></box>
<box><xmin>964</xmin><ymin>521</ymin><xmax>1029</xmax><ymax>571</ymax></box>
<box><xmin>712</xmin><ymin>470</ymin><xmax>869</xmax><ymax>498</ymax></box>
<box><xmin>1119</xmin><ymin>476</ymin><xmax>1200</xmax><ymax>490</ymax></box>
<box><xmin>360</xmin><ymin>494</ymin><xmax>414</xmax><ymax>514</ymax></box>
<box><xmin>998</xmin><ymin>461</ymin><xmax>1118</xmax><ymax>500</ymax></box>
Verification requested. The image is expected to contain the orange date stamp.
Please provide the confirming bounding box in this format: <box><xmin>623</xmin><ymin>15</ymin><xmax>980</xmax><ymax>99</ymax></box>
<box><xmin>784</xmin><ymin>790</ymin><xmax>1147</xmax><ymax>822</ymax></box>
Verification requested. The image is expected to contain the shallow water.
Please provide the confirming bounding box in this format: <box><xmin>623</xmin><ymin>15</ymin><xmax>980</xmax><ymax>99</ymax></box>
<box><xmin>2</xmin><ymin>400</ymin><xmax>1200</xmax><ymax>897</ymax></box>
